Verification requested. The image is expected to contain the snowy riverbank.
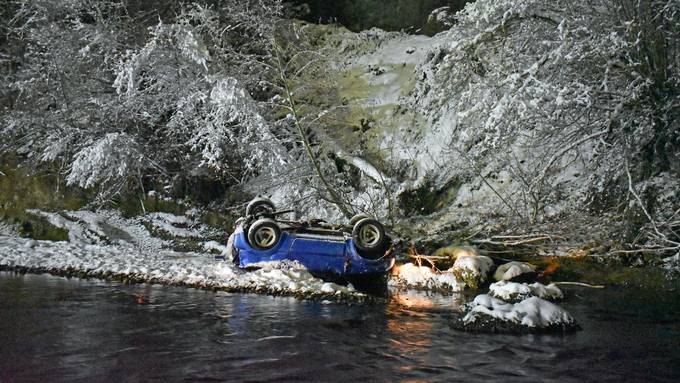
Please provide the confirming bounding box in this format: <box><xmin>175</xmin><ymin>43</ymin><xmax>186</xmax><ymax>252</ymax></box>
<box><xmin>0</xmin><ymin>236</ymin><xmax>368</xmax><ymax>302</ymax></box>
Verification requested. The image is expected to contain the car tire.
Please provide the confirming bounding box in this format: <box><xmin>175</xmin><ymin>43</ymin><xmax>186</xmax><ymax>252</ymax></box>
<box><xmin>349</xmin><ymin>213</ymin><xmax>370</xmax><ymax>226</ymax></box>
<box><xmin>352</xmin><ymin>218</ymin><xmax>387</xmax><ymax>258</ymax></box>
<box><xmin>246</xmin><ymin>197</ymin><xmax>276</xmax><ymax>217</ymax></box>
<box><xmin>247</xmin><ymin>218</ymin><xmax>282</xmax><ymax>250</ymax></box>
<box><xmin>225</xmin><ymin>232</ymin><xmax>240</xmax><ymax>265</ymax></box>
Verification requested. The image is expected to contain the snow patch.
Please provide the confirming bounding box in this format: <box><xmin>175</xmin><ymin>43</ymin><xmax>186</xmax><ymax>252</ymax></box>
<box><xmin>489</xmin><ymin>280</ymin><xmax>563</xmax><ymax>301</ymax></box>
<box><xmin>27</xmin><ymin>209</ymin><xmax>171</xmax><ymax>250</ymax></box>
<box><xmin>202</xmin><ymin>240</ymin><xmax>231</xmax><ymax>255</ymax></box>
<box><xmin>27</xmin><ymin>210</ymin><xmax>99</xmax><ymax>244</ymax></box>
<box><xmin>146</xmin><ymin>212</ymin><xmax>202</xmax><ymax>238</ymax></box>
<box><xmin>0</xmin><ymin>222</ymin><xmax>18</xmax><ymax>236</ymax></box>
<box><xmin>148</xmin><ymin>212</ymin><xmax>191</xmax><ymax>225</ymax></box>
<box><xmin>244</xmin><ymin>259</ymin><xmax>308</xmax><ymax>272</ymax></box>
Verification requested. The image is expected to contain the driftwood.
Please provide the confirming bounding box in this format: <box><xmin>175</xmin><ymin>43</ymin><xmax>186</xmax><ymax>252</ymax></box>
<box><xmin>406</xmin><ymin>246</ymin><xmax>443</xmax><ymax>272</ymax></box>
<box><xmin>552</xmin><ymin>281</ymin><xmax>605</xmax><ymax>288</ymax></box>
<box><xmin>473</xmin><ymin>233</ymin><xmax>563</xmax><ymax>247</ymax></box>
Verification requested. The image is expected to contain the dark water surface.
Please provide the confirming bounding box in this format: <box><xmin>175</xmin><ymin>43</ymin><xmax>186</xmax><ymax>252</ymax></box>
<box><xmin>1</xmin><ymin>271</ymin><xmax>679</xmax><ymax>382</ymax></box>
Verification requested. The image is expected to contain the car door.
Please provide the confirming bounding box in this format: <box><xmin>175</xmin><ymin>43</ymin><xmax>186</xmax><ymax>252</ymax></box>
<box><xmin>288</xmin><ymin>234</ymin><xmax>346</xmax><ymax>274</ymax></box>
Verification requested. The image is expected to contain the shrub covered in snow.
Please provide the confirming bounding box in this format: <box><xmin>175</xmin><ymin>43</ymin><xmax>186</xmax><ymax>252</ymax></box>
<box><xmin>408</xmin><ymin>0</ymin><xmax>680</xmax><ymax>235</ymax></box>
<box><xmin>3</xmin><ymin>0</ymin><xmax>679</xmax><ymax>251</ymax></box>
<box><xmin>2</xmin><ymin>0</ymin><xmax>286</xmax><ymax>202</ymax></box>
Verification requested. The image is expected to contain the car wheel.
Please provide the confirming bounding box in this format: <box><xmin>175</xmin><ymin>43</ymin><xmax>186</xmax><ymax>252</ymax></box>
<box><xmin>225</xmin><ymin>232</ymin><xmax>240</xmax><ymax>265</ymax></box>
<box><xmin>352</xmin><ymin>218</ymin><xmax>387</xmax><ymax>257</ymax></box>
<box><xmin>349</xmin><ymin>213</ymin><xmax>370</xmax><ymax>226</ymax></box>
<box><xmin>246</xmin><ymin>197</ymin><xmax>276</xmax><ymax>217</ymax></box>
<box><xmin>247</xmin><ymin>218</ymin><xmax>282</xmax><ymax>250</ymax></box>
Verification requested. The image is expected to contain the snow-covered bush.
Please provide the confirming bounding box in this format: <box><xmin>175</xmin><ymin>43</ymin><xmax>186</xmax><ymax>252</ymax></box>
<box><xmin>3</xmin><ymin>0</ymin><xmax>678</xmax><ymax>250</ymax></box>
<box><xmin>2</xmin><ymin>0</ymin><xmax>285</xmax><ymax>202</ymax></box>
<box><xmin>66</xmin><ymin>133</ymin><xmax>144</xmax><ymax>193</ymax></box>
<box><xmin>412</xmin><ymin>0</ymin><xmax>679</xmax><ymax>231</ymax></box>
<box><xmin>109</xmin><ymin>2</ymin><xmax>287</xmax><ymax>186</ymax></box>
<box><xmin>2</xmin><ymin>0</ymin><xmax>130</xmax><ymax>167</ymax></box>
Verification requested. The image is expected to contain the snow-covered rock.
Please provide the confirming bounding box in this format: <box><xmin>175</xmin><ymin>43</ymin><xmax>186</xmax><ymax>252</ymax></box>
<box><xmin>456</xmin><ymin>294</ymin><xmax>578</xmax><ymax>333</ymax></box>
<box><xmin>493</xmin><ymin>261</ymin><xmax>537</xmax><ymax>282</ymax></box>
<box><xmin>430</xmin><ymin>245</ymin><xmax>478</xmax><ymax>265</ymax></box>
<box><xmin>388</xmin><ymin>262</ymin><xmax>464</xmax><ymax>291</ymax></box>
<box><xmin>425</xmin><ymin>6</ymin><xmax>455</xmax><ymax>35</ymax></box>
<box><xmin>489</xmin><ymin>281</ymin><xmax>563</xmax><ymax>301</ymax></box>
<box><xmin>450</xmin><ymin>255</ymin><xmax>494</xmax><ymax>289</ymax></box>
<box><xmin>389</xmin><ymin>254</ymin><xmax>494</xmax><ymax>291</ymax></box>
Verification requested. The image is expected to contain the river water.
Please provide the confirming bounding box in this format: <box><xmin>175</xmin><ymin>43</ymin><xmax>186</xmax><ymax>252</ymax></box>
<box><xmin>1</xmin><ymin>271</ymin><xmax>679</xmax><ymax>382</ymax></box>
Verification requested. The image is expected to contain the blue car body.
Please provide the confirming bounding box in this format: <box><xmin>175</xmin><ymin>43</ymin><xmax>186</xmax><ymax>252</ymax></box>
<box><xmin>232</xmin><ymin>227</ymin><xmax>394</xmax><ymax>276</ymax></box>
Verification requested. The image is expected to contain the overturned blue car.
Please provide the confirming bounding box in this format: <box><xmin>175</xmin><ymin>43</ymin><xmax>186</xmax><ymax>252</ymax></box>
<box><xmin>224</xmin><ymin>198</ymin><xmax>395</xmax><ymax>278</ymax></box>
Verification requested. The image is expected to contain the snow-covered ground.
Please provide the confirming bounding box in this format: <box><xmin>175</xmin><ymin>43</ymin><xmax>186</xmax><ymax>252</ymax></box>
<box><xmin>0</xmin><ymin>236</ymin><xmax>364</xmax><ymax>301</ymax></box>
<box><xmin>0</xmin><ymin>221</ymin><xmax>18</xmax><ymax>236</ymax></box>
<box><xmin>1</xmin><ymin>210</ymin><xmax>368</xmax><ymax>302</ymax></box>
<box><xmin>1</xmin><ymin>208</ymin><xmax>496</xmax><ymax>302</ymax></box>
<box><xmin>0</xmin><ymin>208</ymin><xmax>582</xmax><ymax>320</ymax></box>
<box><xmin>27</xmin><ymin>209</ymin><xmax>170</xmax><ymax>250</ymax></box>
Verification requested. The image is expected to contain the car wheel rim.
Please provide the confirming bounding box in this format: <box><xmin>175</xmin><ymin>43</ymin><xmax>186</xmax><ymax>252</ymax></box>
<box><xmin>255</xmin><ymin>227</ymin><xmax>277</xmax><ymax>248</ymax></box>
<box><xmin>359</xmin><ymin>224</ymin><xmax>380</xmax><ymax>247</ymax></box>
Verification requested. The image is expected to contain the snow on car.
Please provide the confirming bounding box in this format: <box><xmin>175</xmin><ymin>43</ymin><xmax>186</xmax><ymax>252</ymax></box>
<box><xmin>222</xmin><ymin>198</ymin><xmax>395</xmax><ymax>280</ymax></box>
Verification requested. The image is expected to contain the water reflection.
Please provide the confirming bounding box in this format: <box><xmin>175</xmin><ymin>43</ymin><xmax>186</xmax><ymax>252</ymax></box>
<box><xmin>390</xmin><ymin>288</ymin><xmax>468</xmax><ymax>311</ymax></box>
<box><xmin>1</xmin><ymin>272</ymin><xmax>679</xmax><ymax>382</ymax></box>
